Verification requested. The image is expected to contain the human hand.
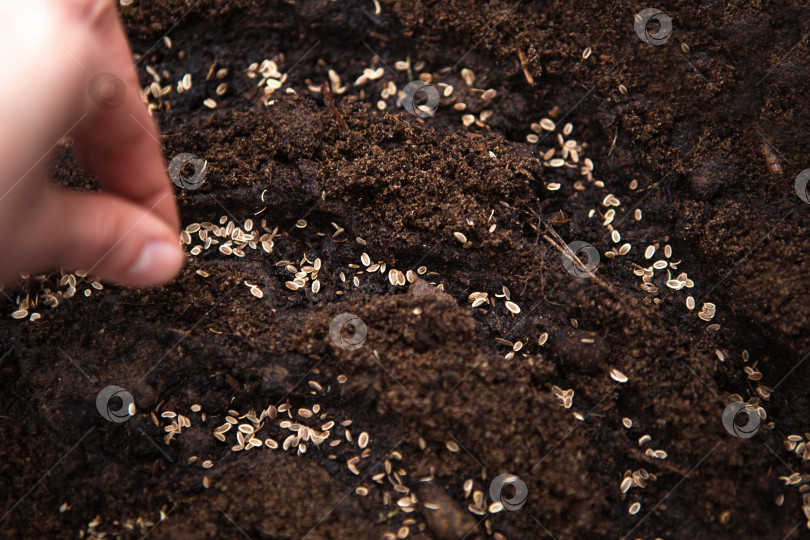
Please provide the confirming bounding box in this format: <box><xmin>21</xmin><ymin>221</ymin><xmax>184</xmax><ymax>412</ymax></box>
<box><xmin>0</xmin><ymin>0</ymin><xmax>183</xmax><ymax>287</ymax></box>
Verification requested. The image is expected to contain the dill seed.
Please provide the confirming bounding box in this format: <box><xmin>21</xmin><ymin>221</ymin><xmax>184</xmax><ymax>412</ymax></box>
<box><xmin>461</xmin><ymin>68</ymin><xmax>475</xmax><ymax>86</ymax></box>
<box><xmin>644</xmin><ymin>246</ymin><xmax>655</xmax><ymax>259</ymax></box>
<box><xmin>358</xmin><ymin>432</ymin><xmax>369</xmax><ymax>448</ymax></box>
<box><xmin>628</xmin><ymin>502</ymin><xmax>641</xmax><ymax>515</ymax></box>
<box><xmin>446</xmin><ymin>441</ymin><xmax>460</xmax><ymax>453</ymax></box>
<box><xmin>505</xmin><ymin>301</ymin><xmax>520</xmax><ymax>314</ymax></box>
<box><xmin>610</xmin><ymin>369</ymin><xmax>628</xmax><ymax>383</ymax></box>
<box><xmin>582</xmin><ymin>46</ymin><xmax>592</xmax><ymax>59</ymax></box>
<box><xmin>453</xmin><ymin>232</ymin><xmax>467</xmax><ymax>244</ymax></box>
<box><xmin>638</xmin><ymin>435</ymin><xmax>651</xmax><ymax>446</ymax></box>
<box><xmin>540</xmin><ymin>118</ymin><xmax>556</xmax><ymax>131</ymax></box>
<box><xmin>622</xmin><ymin>417</ymin><xmax>633</xmax><ymax>428</ymax></box>
<box><xmin>203</xmin><ymin>98</ymin><xmax>217</xmax><ymax>109</ymax></box>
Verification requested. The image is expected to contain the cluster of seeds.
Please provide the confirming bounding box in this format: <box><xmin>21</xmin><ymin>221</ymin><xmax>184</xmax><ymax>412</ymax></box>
<box><xmin>277</xmin><ymin>255</ymin><xmax>323</xmax><ymax>294</ymax></box>
<box><xmin>78</xmin><ymin>509</ymin><xmax>169</xmax><ymax>539</ymax></box>
<box><xmin>181</xmin><ymin>215</ymin><xmax>278</xmax><ymax>258</ymax></box>
<box><xmin>461</xmin><ymin>477</ymin><xmax>506</xmax><ymax>515</ymax></box>
<box><xmin>620</xmin><ymin>468</ymin><xmax>655</xmax><ymax>494</ymax></box>
<box><xmin>635</xmin><ymin>433</ymin><xmax>668</xmax><ymax>460</ymax></box>
<box><xmin>551</xmin><ymin>385</ymin><xmax>574</xmax><ymax>409</ymax></box>
<box><xmin>734</xmin><ymin>350</ymin><xmax>776</xmax><ymax>414</ymax></box>
<box><xmin>783</xmin><ymin>433</ymin><xmax>810</xmax><ymax>462</ymax></box>
<box><xmin>7</xmin><ymin>271</ymin><xmax>103</xmax><ymax>321</ymax></box>
<box><xmin>622</xmin><ymin>467</ymin><xmax>656</xmax><ymax>516</ymax></box>
<box><xmin>467</xmin><ymin>286</ymin><xmax>521</xmax><ymax>316</ymax></box>
<box><xmin>246</xmin><ymin>59</ymin><xmax>287</xmax><ymax>98</ymax></box>
<box><xmin>210</xmin><ymin>402</ymin><xmax>347</xmax><ymax>455</ymax></box>
<box><xmin>777</xmin><ymin>472</ymin><xmax>810</xmax><ymax>531</ymax></box>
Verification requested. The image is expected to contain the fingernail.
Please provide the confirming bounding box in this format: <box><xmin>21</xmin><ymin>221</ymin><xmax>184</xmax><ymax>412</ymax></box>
<box><xmin>127</xmin><ymin>240</ymin><xmax>183</xmax><ymax>285</ymax></box>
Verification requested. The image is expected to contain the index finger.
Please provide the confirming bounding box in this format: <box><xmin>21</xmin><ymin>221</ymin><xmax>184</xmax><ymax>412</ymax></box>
<box><xmin>69</xmin><ymin>0</ymin><xmax>179</xmax><ymax>231</ymax></box>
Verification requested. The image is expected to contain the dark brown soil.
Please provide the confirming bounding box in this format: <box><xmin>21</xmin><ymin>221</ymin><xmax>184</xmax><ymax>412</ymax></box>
<box><xmin>2</xmin><ymin>1</ymin><xmax>809</xmax><ymax>539</ymax></box>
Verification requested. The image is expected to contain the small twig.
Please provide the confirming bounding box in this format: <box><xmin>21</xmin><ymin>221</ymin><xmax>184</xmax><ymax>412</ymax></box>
<box><xmin>515</xmin><ymin>39</ymin><xmax>534</xmax><ymax>85</ymax></box>
<box><xmin>320</xmin><ymin>82</ymin><xmax>349</xmax><ymax>136</ymax></box>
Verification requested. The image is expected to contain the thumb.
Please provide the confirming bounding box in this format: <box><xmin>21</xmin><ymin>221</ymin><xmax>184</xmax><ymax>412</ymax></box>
<box><xmin>25</xmin><ymin>187</ymin><xmax>184</xmax><ymax>287</ymax></box>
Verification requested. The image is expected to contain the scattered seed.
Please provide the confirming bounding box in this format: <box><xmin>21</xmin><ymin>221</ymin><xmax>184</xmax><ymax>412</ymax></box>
<box><xmin>610</xmin><ymin>369</ymin><xmax>628</xmax><ymax>383</ymax></box>
<box><xmin>504</xmin><ymin>301</ymin><xmax>520</xmax><ymax>314</ymax></box>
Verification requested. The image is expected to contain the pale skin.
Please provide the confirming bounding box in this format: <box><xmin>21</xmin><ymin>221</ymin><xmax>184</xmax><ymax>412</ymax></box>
<box><xmin>0</xmin><ymin>0</ymin><xmax>183</xmax><ymax>287</ymax></box>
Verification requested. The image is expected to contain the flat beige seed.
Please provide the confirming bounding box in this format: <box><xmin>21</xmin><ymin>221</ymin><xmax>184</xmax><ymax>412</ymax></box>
<box><xmin>358</xmin><ymin>432</ymin><xmax>369</xmax><ymax>449</ymax></box>
<box><xmin>505</xmin><ymin>301</ymin><xmax>520</xmax><ymax>314</ymax></box>
<box><xmin>446</xmin><ymin>441</ymin><xmax>460</xmax><ymax>452</ymax></box>
<box><xmin>454</xmin><ymin>232</ymin><xmax>467</xmax><ymax>244</ymax></box>
<box><xmin>610</xmin><ymin>369</ymin><xmax>628</xmax><ymax>383</ymax></box>
<box><xmin>540</xmin><ymin>118</ymin><xmax>556</xmax><ymax>131</ymax></box>
<box><xmin>644</xmin><ymin>246</ymin><xmax>655</xmax><ymax>259</ymax></box>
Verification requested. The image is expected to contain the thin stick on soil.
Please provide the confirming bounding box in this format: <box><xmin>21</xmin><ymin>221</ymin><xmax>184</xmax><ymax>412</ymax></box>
<box><xmin>321</xmin><ymin>82</ymin><xmax>349</xmax><ymax>136</ymax></box>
